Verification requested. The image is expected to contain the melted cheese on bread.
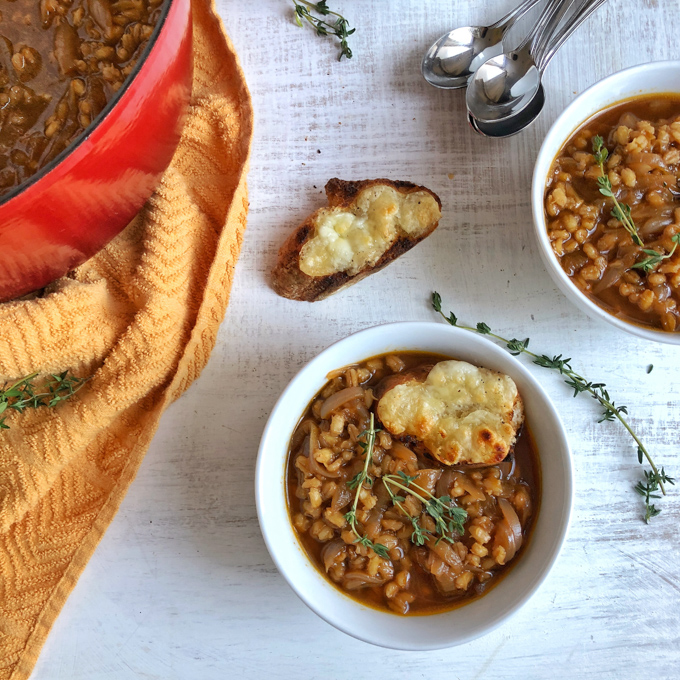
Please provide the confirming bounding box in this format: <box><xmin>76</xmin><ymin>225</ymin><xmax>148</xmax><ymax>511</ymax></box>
<box><xmin>376</xmin><ymin>360</ymin><xmax>524</xmax><ymax>466</ymax></box>
<box><xmin>299</xmin><ymin>185</ymin><xmax>441</xmax><ymax>277</ymax></box>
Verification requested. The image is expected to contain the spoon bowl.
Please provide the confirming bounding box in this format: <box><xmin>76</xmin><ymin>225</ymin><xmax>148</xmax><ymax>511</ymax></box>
<box><xmin>468</xmin><ymin>85</ymin><xmax>545</xmax><ymax>137</ymax></box>
<box><xmin>421</xmin><ymin>0</ymin><xmax>542</xmax><ymax>90</ymax></box>
<box><xmin>466</xmin><ymin>46</ymin><xmax>541</xmax><ymax>122</ymax></box>
<box><xmin>466</xmin><ymin>0</ymin><xmax>607</xmax><ymax>137</ymax></box>
<box><xmin>422</xmin><ymin>26</ymin><xmax>505</xmax><ymax>89</ymax></box>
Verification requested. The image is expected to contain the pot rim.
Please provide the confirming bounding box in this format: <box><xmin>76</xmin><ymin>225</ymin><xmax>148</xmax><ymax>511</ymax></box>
<box><xmin>0</xmin><ymin>0</ymin><xmax>177</xmax><ymax>207</ymax></box>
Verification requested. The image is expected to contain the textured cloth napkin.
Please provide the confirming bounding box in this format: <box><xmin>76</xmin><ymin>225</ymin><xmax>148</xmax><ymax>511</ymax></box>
<box><xmin>0</xmin><ymin>1</ymin><xmax>252</xmax><ymax>677</ymax></box>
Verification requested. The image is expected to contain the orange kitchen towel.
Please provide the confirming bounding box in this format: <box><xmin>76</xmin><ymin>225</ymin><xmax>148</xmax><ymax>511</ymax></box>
<box><xmin>0</xmin><ymin>0</ymin><xmax>252</xmax><ymax>676</ymax></box>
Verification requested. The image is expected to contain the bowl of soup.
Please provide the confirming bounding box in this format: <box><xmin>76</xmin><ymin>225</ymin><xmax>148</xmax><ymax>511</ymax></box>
<box><xmin>533</xmin><ymin>61</ymin><xmax>680</xmax><ymax>344</ymax></box>
<box><xmin>0</xmin><ymin>0</ymin><xmax>193</xmax><ymax>301</ymax></box>
<box><xmin>256</xmin><ymin>322</ymin><xmax>573</xmax><ymax>649</ymax></box>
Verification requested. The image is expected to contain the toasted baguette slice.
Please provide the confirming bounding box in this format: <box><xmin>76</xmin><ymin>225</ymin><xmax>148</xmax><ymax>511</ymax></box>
<box><xmin>271</xmin><ymin>178</ymin><xmax>442</xmax><ymax>301</ymax></box>
<box><xmin>375</xmin><ymin>361</ymin><xmax>524</xmax><ymax>467</ymax></box>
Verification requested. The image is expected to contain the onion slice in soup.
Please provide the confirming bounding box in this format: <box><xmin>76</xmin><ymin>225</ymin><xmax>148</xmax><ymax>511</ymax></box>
<box><xmin>319</xmin><ymin>386</ymin><xmax>364</xmax><ymax>419</ymax></box>
<box><xmin>496</xmin><ymin>497</ymin><xmax>523</xmax><ymax>561</ymax></box>
<box><xmin>458</xmin><ymin>478</ymin><xmax>485</xmax><ymax>502</ymax></box>
<box><xmin>304</xmin><ymin>431</ymin><xmax>340</xmax><ymax>478</ymax></box>
<box><xmin>435</xmin><ymin>468</ymin><xmax>456</xmax><ymax>497</ymax></box>
<box><xmin>390</xmin><ymin>442</ymin><xmax>418</xmax><ymax>468</ymax></box>
<box><xmin>330</xmin><ymin>484</ymin><xmax>352</xmax><ymax>512</ymax></box>
<box><xmin>593</xmin><ymin>262</ymin><xmax>625</xmax><ymax>294</ymax></box>
<box><xmin>342</xmin><ymin>572</ymin><xmax>386</xmax><ymax>590</ymax></box>
<box><xmin>321</xmin><ymin>540</ymin><xmax>346</xmax><ymax>571</ymax></box>
<box><xmin>428</xmin><ymin>537</ymin><xmax>462</xmax><ymax>571</ymax></box>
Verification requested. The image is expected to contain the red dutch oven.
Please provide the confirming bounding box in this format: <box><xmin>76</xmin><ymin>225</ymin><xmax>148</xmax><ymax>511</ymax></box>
<box><xmin>0</xmin><ymin>0</ymin><xmax>194</xmax><ymax>302</ymax></box>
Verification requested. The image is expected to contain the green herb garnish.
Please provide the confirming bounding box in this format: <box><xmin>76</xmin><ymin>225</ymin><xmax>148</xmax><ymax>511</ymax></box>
<box><xmin>432</xmin><ymin>291</ymin><xmax>673</xmax><ymax>523</ymax></box>
<box><xmin>592</xmin><ymin>135</ymin><xmax>644</xmax><ymax>247</ymax></box>
<box><xmin>291</xmin><ymin>1</ymin><xmax>355</xmax><ymax>60</ymax></box>
<box><xmin>382</xmin><ymin>470</ymin><xmax>467</xmax><ymax>546</ymax></box>
<box><xmin>344</xmin><ymin>414</ymin><xmax>467</xmax><ymax>553</ymax></box>
<box><xmin>344</xmin><ymin>413</ymin><xmax>390</xmax><ymax>558</ymax></box>
<box><xmin>632</xmin><ymin>234</ymin><xmax>680</xmax><ymax>273</ymax></box>
<box><xmin>0</xmin><ymin>371</ymin><xmax>88</xmax><ymax>429</ymax></box>
<box><xmin>635</xmin><ymin>469</ymin><xmax>675</xmax><ymax>523</ymax></box>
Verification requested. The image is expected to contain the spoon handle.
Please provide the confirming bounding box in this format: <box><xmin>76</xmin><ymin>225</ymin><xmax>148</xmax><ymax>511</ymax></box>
<box><xmin>538</xmin><ymin>0</ymin><xmax>607</xmax><ymax>70</ymax></box>
<box><xmin>516</xmin><ymin>0</ymin><xmax>569</xmax><ymax>53</ymax></box>
<box><xmin>530</xmin><ymin>0</ymin><xmax>578</xmax><ymax>59</ymax></box>
<box><xmin>489</xmin><ymin>0</ymin><xmax>543</xmax><ymax>32</ymax></box>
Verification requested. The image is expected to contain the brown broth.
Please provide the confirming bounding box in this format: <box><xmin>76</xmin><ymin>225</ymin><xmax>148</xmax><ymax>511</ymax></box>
<box><xmin>285</xmin><ymin>352</ymin><xmax>542</xmax><ymax>616</ymax></box>
<box><xmin>0</xmin><ymin>0</ymin><xmax>165</xmax><ymax>196</ymax></box>
<box><xmin>545</xmin><ymin>94</ymin><xmax>680</xmax><ymax>332</ymax></box>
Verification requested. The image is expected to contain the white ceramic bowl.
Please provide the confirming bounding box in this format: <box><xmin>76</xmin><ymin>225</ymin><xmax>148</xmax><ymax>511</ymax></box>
<box><xmin>256</xmin><ymin>321</ymin><xmax>573</xmax><ymax>650</ymax></box>
<box><xmin>532</xmin><ymin>60</ymin><xmax>680</xmax><ymax>345</ymax></box>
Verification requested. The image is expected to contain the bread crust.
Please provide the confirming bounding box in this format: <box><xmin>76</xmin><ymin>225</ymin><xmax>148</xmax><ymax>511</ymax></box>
<box><xmin>271</xmin><ymin>178</ymin><xmax>442</xmax><ymax>301</ymax></box>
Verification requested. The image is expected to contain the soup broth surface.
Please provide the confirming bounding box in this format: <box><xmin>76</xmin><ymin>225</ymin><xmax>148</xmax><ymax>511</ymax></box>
<box><xmin>545</xmin><ymin>94</ymin><xmax>680</xmax><ymax>332</ymax></box>
<box><xmin>286</xmin><ymin>352</ymin><xmax>541</xmax><ymax>616</ymax></box>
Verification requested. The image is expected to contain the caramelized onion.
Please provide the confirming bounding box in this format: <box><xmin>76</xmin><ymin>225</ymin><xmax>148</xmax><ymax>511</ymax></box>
<box><xmin>290</xmin><ymin>418</ymin><xmax>315</xmax><ymax>452</ymax></box>
<box><xmin>593</xmin><ymin>262</ymin><xmax>625</xmax><ymax>293</ymax></box>
<box><xmin>435</xmin><ymin>468</ymin><xmax>456</xmax><ymax>497</ymax></box>
<box><xmin>319</xmin><ymin>386</ymin><xmax>364</xmax><ymax>419</ymax></box>
<box><xmin>390</xmin><ymin>442</ymin><xmax>418</xmax><ymax>467</ymax></box>
<box><xmin>493</xmin><ymin>520</ymin><xmax>517</xmax><ymax>563</ymax></box>
<box><xmin>428</xmin><ymin>539</ymin><xmax>462</xmax><ymax>571</ymax></box>
<box><xmin>426</xmin><ymin>555</ymin><xmax>458</xmax><ymax>593</ymax></box>
<box><xmin>639</xmin><ymin>215</ymin><xmax>673</xmax><ymax>238</ymax></box>
<box><xmin>458</xmin><ymin>478</ymin><xmax>486</xmax><ymax>502</ymax></box>
<box><xmin>498</xmin><ymin>497</ymin><xmax>523</xmax><ymax>557</ymax></box>
<box><xmin>330</xmin><ymin>485</ymin><xmax>352</xmax><ymax>512</ymax></box>
<box><xmin>342</xmin><ymin>572</ymin><xmax>386</xmax><ymax>590</ymax></box>
<box><xmin>305</xmin><ymin>431</ymin><xmax>340</xmax><ymax>478</ymax></box>
<box><xmin>497</xmin><ymin>457</ymin><xmax>515</xmax><ymax>480</ymax></box>
<box><xmin>426</xmin><ymin>553</ymin><xmax>448</xmax><ymax>578</ymax></box>
<box><xmin>413</xmin><ymin>469</ymin><xmax>441</xmax><ymax>496</ymax></box>
<box><xmin>321</xmin><ymin>540</ymin><xmax>345</xmax><ymax>571</ymax></box>
<box><xmin>354</xmin><ymin>401</ymin><xmax>370</xmax><ymax>430</ymax></box>
<box><xmin>374</xmin><ymin>479</ymin><xmax>391</xmax><ymax>508</ymax></box>
<box><xmin>653</xmin><ymin>282</ymin><xmax>672</xmax><ymax>302</ymax></box>
<box><xmin>628</xmin><ymin>152</ymin><xmax>666</xmax><ymax>169</ymax></box>
<box><xmin>364</xmin><ymin>506</ymin><xmax>385</xmax><ymax>541</ymax></box>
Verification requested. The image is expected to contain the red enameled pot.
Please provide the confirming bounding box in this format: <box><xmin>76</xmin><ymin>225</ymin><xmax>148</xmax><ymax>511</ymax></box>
<box><xmin>0</xmin><ymin>0</ymin><xmax>193</xmax><ymax>302</ymax></box>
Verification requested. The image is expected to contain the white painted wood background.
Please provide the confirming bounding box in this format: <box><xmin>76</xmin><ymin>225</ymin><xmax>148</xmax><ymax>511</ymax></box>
<box><xmin>31</xmin><ymin>1</ymin><xmax>680</xmax><ymax>678</ymax></box>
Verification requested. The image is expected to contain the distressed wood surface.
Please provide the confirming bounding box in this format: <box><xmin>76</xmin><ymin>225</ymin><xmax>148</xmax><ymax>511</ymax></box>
<box><xmin>31</xmin><ymin>1</ymin><xmax>680</xmax><ymax>678</ymax></box>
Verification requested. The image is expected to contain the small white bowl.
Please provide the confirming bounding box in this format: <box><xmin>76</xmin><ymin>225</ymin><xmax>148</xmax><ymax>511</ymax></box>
<box><xmin>256</xmin><ymin>321</ymin><xmax>573</xmax><ymax>650</ymax></box>
<box><xmin>532</xmin><ymin>60</ymin><xmax>680</xmax><ymax>345</ymax></box>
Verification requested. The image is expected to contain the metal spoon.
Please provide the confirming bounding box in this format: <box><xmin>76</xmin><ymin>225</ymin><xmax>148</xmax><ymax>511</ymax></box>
<box><xmin>468</xmin><ymin>85</ymin><xmax>546</xmax><ymax>137</ymax></box>
<box><xmin>421</xmin><ymin>0</ymin><xmax>543</xmax><ymax>90</ymax></box>
<box><xmin>467</xmin><ymin>0</ymin><xmax>607</xmax><ymax>137</ymax></box>
<box><xmin>466</xmin><ymin>0</ymin><xmax>574</xmax><ymax>122</ymax></box>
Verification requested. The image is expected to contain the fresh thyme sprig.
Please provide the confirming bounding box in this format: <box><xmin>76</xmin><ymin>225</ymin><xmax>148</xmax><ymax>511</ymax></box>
<box><xmin>344</xmin><ymin>416</ymin><xmax>467</xmax><ymax>553</ymax></box>
<box><xmin>382</xmin><ymin>471</ymin><xmax>467</xmax><ymax>546</ymax></box>
<box><xmin>635</xmin><ymin>468</ymin><xmax>675</xmax><ymax>523</ymax></box>
<box><xmin>344</xmin><ymin>413</ymin><xmax>390</xmax><ymax>558</ymax></box>
<box><xmin>291</xmin><ymin>1</ymin><xmax>355</xmax><ymax>60</ymax></box>
<box><xmin>632</xmin><ymin>233</ymin><xmax>680</xmax><ymax>273</ymax></box>
<box><xmin>592</xmin><ymin>135</ymin><xmax>644</xmax><ymax>247</ymax></box>
<box><xmin>0</xmin><ymin>371</ymin><xmax>88</xmax><ymax>429</ymax></box>
<box><xmin>432</xmin><ymin>291</ymin><xmax>674</xmax><ymax>523</ymax></box>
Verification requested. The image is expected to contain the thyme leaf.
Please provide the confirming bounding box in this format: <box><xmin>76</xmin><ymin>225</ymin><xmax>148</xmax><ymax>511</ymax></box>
<box><xmin>382</xmin><ymin>473</ymin><xmax>467</xmax><ymax>545</ymax></box>
<box><xmin>343</xmin><ymin>413</ymin><xmax>390</xmax><ymax>558</ymax></box>
<box><xmin>632</xmin><ymin>234</ymin><xmax>680</xmax><ymax>273</ymax></box>
<box><xmin>592</xmin><ymin>136</ymin><xmax>644</xmax><ymax>248</ymax></box>
<box><xmin>343</xmin><ymin>414</ymin><xmax>467</xmax><ymax>554</ymax></box>
<box><xmin>291</xmin><ymin>0</ymin><xmax>355</xmax><ymax>60</ymax></box>
<box><xmin>0</xmin><ymin>371</ymin><xmax>88</xmax><ymax>430</ymax></box>
<box><xmin>432</xmin><ymin>291</ymin><xmax>674</xmax><ymax>523</ymax></box>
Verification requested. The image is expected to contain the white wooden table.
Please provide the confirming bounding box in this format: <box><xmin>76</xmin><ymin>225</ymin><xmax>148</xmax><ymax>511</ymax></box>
<box><xmin>32</xmin><ymin>1</ymin><xmax>680</xmax><ymax>678</ymax></box>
